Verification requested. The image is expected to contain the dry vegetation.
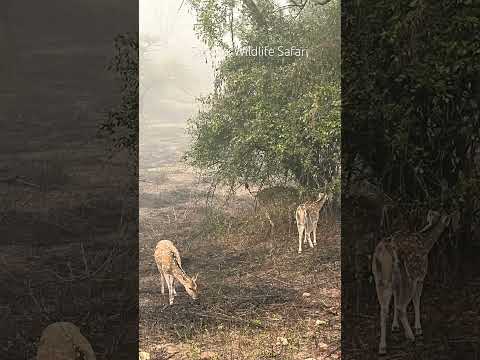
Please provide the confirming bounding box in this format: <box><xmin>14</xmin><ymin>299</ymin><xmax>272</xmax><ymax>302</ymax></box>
<box><xmin>0</xmin><ymin>145</ymin><xmax>137</xmax><ymax>360</ymax></box>
<box><xmin>140</xmin><ymin>125</ymin><xmax>341</xmax><ymax>360</ymax></box>
<box><xmin>341</xmin><ymin>200</ymin><xmax>480</xmax><ymax>359</ymax></box>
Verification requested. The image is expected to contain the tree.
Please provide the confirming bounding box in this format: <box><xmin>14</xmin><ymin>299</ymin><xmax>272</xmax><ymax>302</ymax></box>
<box><xmin>0</xmin><ymin>0</ymin><xmax>16</xmax><ymax>87</ymax></box>
<box><xmin>342</xmin><ymin>0</ymin><xmax>480</xmax><ymax>262</ymax></box>
<box><xmin>185</xmin><ymin>0</ymin><xmax>340</xmax><ymax>199</ymax></box>
<box><xmin>101</xmin><ymin>33</ymin><xmax>138</xmax><ymax>157</ymax></box>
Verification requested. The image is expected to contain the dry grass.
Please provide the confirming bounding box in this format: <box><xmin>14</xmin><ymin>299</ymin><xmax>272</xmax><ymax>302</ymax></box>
<box><xmin>140</xmin><ymin>165</ymin><xmax>341</xmax><ymax>360</ymax></box>
<box><xmin>341</xmin><ymin>199</ymin><xmax>480</xmax><ymax>359</ymax></box>
<box><xmin>0</xmin><ymin>146</ymin><xmax>137</xmax><ymax>360</ymax></box>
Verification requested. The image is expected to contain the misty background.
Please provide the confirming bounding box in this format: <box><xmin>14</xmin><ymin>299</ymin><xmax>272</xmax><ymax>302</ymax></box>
<box><xmin>140</xmin><ymin>0</ymin><xmax>215</xmax><ymax>169</ymax></box>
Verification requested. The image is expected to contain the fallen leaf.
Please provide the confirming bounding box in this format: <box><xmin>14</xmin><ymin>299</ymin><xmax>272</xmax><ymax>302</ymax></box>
<box><xmin>139</xmin><ymin>351</ymin><xmax>150</xmax><ymax>360</ymax></box>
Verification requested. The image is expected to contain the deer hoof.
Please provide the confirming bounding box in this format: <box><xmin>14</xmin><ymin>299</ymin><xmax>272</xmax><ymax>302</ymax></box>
<box><xmin>391</xmin><ymin>324</ymin><xmax>400</xmax><ymax>333</ymax></box>
<box><xmin>379</xmin><ymin>347</ymin><xmax>387</xmax><ymax>355</ymax></box>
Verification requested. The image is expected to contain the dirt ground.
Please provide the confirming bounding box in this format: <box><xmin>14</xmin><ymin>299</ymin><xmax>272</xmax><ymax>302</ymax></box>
<box><xmin>139</xmin><ymin>124</ymin><xmax>341</xmax><ymax>360</ymax></box>
<box><xmin>0</xmin><ymin>39</ymin><xmax>137</xmax><ymax>359</ymax></box>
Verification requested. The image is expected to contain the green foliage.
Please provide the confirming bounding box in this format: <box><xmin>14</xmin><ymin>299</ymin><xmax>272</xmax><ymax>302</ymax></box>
<box><xmin>343</xmin><ymin>0</ymin><xmax>480</xmax><ymax>211</ymax></box>
<box><xmin>185</xmin><ymin>0</ymin><xmax>340</xmax><ymax>197</ymax></box>
<box><xmin>101</xmin><ymin>33</ymin><xmax>139</xmax><ymax>157</ymax></box>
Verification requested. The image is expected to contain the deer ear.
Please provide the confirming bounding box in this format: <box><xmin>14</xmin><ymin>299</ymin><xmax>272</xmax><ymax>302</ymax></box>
<box><xmin>444</xmin><ymin>216</ymin><xmax>452</xmax><ymax>226</ymax></box>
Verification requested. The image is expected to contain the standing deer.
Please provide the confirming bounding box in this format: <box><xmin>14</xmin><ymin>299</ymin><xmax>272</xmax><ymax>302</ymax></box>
<box><xmin>154</xmin><ymin>240</ymin><xmax>199</xmax><ymax>305</ymax></box>
<box><xmin>295</xmin><ymin>192</ymin><xmax>328</xmax><ymax>254</ymax></box>
<box><xmin>371</xmin><ymin>210</ymin><xmax>452</xmax><ymax>355</ymax></box>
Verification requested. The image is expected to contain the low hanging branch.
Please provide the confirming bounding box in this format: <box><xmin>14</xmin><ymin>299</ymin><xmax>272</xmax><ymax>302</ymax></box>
<box><xmin>242</xmin><ymin>0</ymin><xmax>267</xmax><ymax>28</ymax></box>
<box><xmin>312</xmin><ymin>0</ymin><xmax>333</xmax><ymax>4</ymax></box>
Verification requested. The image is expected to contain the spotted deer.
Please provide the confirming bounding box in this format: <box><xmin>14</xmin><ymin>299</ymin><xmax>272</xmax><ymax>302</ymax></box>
<box><xmin>372</xmin><ymin>210</ymin><xmax>452</xmax><ymax>355</ymax></box>
<box><xmin>295</xmin><ymin>192</ymin><xmax>328</xmax><ymax>254</ymax></box>
<box><xmin>154</xmin><ymin>240</ymin><xmax>199</xmax><ymax>305</ymax></box>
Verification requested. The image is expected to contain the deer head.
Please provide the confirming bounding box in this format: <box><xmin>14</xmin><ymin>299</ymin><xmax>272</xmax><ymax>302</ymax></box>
<box><xmin>419</xmin><ymin>210</ymin><xmax>453</xmax><ymax>252</ymax></box>
<box><xmin>317</xmin><ymin>192</ymin><xmax>328</xmax><ymax>202</ymax></box>
<box><xmin>184</xmin><ymin>273</ymin><xmax>199</xmax><ymax>300</ymax></box>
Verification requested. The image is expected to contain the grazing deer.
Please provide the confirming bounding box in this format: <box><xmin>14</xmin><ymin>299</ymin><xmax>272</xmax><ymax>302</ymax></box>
<box><xmin>372</xmin><ymin>210</ymin><xmax>452</xmax><ymax>355</ymax></box>
<box><xmin>295</xmin><ymin>192</ymin><xmax>328</xmax><ymax>254</ymax></box>
<box><xmin>154</xmin><ymin>240</ymin><xmax>199</xmax><ymax>305</ymax></box>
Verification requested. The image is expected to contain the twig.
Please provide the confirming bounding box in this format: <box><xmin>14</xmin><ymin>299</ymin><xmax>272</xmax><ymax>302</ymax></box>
<box><xmin>26</xmin><ymin>280</ymin><xmax>51</xmax><ymax>322</ymax></box>
<box><xmin>325</xmin><ymin>345</ymin><xmax>341</xmax><ymax>358</ymax></box>
<box><xmin>0</xmin><ymin>256</ymin><xmax>23</xmax><ymax>285</ymax></box>
<box><xmin>0</xmin><ymin>175</ymin><xmax>40</xmax><ymax>189</ymax></box>
<box><xmin>81</xmin><ymin>242</ymin><xmax>90</xmax><ymax>276</ymax></box>
<box><xmin>184</xmin><ymin>309</ymin><xmax>266</xmax><ymax>328</ymax></box>
<box><xmin>37</xmin><ymin>218</ymin><xmax>77</xmax><ymax>235</ymax></box>
<box><xmin>139</xmin><ymin>178</ymin><xmax>157</xmax><ymax>184</ymax></box>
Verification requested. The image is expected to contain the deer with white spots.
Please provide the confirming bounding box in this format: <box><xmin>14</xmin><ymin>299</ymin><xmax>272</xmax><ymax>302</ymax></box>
<box><xmin>372</xmin><ymin>210</ymin><xmax>453</xmax><ymax>355</ymax></box>
<box><xmin>154</xmin><ymin>240</ymin><xmax>199</xmax><ymax>305</ymax></box>
<box><xmin>295</xmin><ymin>192</ymin><xmax>328</xmax><ymax>254</ymax></box>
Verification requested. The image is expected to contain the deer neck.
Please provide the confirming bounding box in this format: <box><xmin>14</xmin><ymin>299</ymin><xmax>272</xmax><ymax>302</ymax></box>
<box><xmin>171</xmin><ymin>257</ymin><xmax>192</xmax><ymax>286</ymax></box>
<box><xmin>422</xmin><ymin>218</ymin><xmax>447</xmax><ymax>252</ymax></box>
<box><xmin>313</xmin><ymin>197</ymin><xmax>327</xmax><ymax>212</ymax></box>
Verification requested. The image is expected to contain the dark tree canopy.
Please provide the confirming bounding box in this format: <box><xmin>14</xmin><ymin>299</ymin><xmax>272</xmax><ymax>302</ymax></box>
<box><xmin>101</xmin><ymin>33</ymin><xmax>139</xmax><ymax>158</ymax></box>
<box><xmin>344</xmin><ymin>0</ymin><xmax>479</xmax><ymax>203</ymax></box>
<box><xmin>342</xmin><ymin>0</ymin><xmax>480</xmax><ymax>250</ymax></box>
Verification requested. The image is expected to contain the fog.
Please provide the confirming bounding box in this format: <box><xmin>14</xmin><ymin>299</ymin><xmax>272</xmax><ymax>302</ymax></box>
<box><xmin>140</xmin><ymin>0</ymin><xmax>215</xmax><ymax>128</ymax></box>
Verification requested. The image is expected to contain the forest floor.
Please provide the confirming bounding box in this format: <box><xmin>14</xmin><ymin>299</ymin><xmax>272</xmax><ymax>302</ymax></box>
<box><xmin>341</xmin><ymin>257</ymin><xmax>480</xmax><ymax>359</ymax></box>
<box><xmin>0</xmin><ymin>42</ymin><xmax>137</xmax><ymax>359</ymax></box>
<box><xmin>139</xmin><ymin>124</ymin><xmax>341</xmax><ymax>360</ymax></box>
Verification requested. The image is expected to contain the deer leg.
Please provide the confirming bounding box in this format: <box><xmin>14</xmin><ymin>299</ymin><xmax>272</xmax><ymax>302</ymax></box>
<box><xmin>265</xmin><ymin>211</ymin><xmax>274</xmax><ymax>240</ymax></box>
<box><xmin>157</xmin><ymin>263</ymin><xmax>165</xmax><ymax>295</ymax></box>
<box><xmin>160</xmin><ymin>272</ymin><xmax>165</xmax><ymax>295</ymax></box>
<box><xmin>303</xmin><ymin>220</ymin><xmax>308</xmax><ymax>244</ymax></box>
<box><xmin>306</xmin><ymin>230</ymin><xmax>314</xmax><ymax>249</ymax></box>
<box><xmin>413</xmin><ymin>280</ymin><xmax>424</xmax><ymax>336</ymax></box>
<box><xmin>172</xmin><ymin>278</ymin><xmax>177</xmax><ymax>296</ymax></box>
<box><xmin>297</xmin><ymin>224</ymin><xmax>305</xmax><ymax>253</ymax></box>
<box><xmin>166</xmin><ymin>274</ymin><xmax>175</xmax><ymax>305</ymax></box>
<box><xmin>375</xmin><ymin>282</ymin><xmax>392</xmax><ymax>355</ymax></box>
<box><xmin>312</xmin><ymin>222</ymin><xmax>318</xmax><ymax>245</ymax></box>
<box><xmin>397</xmin><ymin>304</ymin><xmax>415</xmax><ymax>341</ymax></box>
<box><xmin>393</xmin><ymin>261</ymin><xmax>415</xmax><ymax>341</ymax></box>
<box><xmin>392</xmin><ymin>293</ymin><xmax>399</xmax><ymax>332</ymax></box>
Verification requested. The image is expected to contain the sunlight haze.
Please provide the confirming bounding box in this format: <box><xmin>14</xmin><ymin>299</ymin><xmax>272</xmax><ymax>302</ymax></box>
<box><xmin>140</xmin><ymin>0</ymin><xmax>214</xmax><ymax>127</ymax></box>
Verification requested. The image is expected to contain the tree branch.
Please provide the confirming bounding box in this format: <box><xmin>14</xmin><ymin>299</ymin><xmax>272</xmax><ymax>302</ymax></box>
<box><xmin>242</xmin><ymin>0</ymin><xmax>266</xmax><ymax>28</ymax></box>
